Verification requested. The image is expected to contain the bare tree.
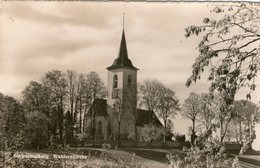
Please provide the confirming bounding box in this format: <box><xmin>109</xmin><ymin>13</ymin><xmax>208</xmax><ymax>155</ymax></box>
<box><xmin>180</xmin><ymin>92</ymin><xmax>201</xmax><ymax>144</ymax></box>
<box><xmin>76</xmin><ymin>73</ymin><xmax>86</xmax><ymax>133</ymax></box>
<box><xmin>113</xmin><ymin>89</ymin><xmax>122</xmax><ymax>146</ymax></box>
<box><xmin>157</xmin><ymin>87</ymin><xmax>179</xmax><ymax>143</ymax></box>
<box><xmin>197</xmin><ymin>93</ymin><xmax>215</xmax><ymax>130</ymax></box>
<box><xmin>85</xmin><ymin>71</ymin><xmax>106</xmax><ymax>146</ymax></box>
<box><xmin>139</xmin><ymin>80</ymin><xmax>162</xmax><ymax>122</ymax></box>
<box><xmin>66</xmin><ymin>70</ymin><xmax>78</xmax><ymax>143</ymax></box>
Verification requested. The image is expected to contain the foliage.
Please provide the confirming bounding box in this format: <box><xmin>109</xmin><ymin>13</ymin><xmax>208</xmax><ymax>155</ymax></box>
<box><xmin>139</xmin><ymin>123</ymin><xmax>164</xmax><ymax>142</ymax></box>
<box><xmin>0</xmin><ymin>93</ymin><xmax>25</xmax><ymax>167</ymax></box>
<box><xmin>185</xmin><ymin>2</ymin><xmax>260</xmax><ymax>145</ymax></box>
<box><xmin>167</xmin><ymin>142</ymin><xmax>240</xmax><ymax>168</ymax></box>
<box><xmin>23</xmin><ymin>111</ymin><xmax>49</xmax><ymax>149</ymax></box>
<box><xmin>222</xmin><ymin>100</ymin><xmax>259</xmax><ymax>154</ymax></box>
<box><xmin>20</xmin><ymin>69</ymin><xmax>107</xmax><ymax>148</ymax></box>
<box><xmin>186</xmin><ymin>3</ymin><xmax>260</xmax><ymax>103</ymax></box>
<box><xmin>139</xmin><ymin>79</ymin><xmax>180</xmax><ymax>143</ymax></box>
<box><xmin>181</xmin><ymin>2</ymin><xmax>260</xmax><ymax>167</ymax></box>
<box><xmin>4</xmin><ymin>149</ymin><xmax>143</xmax><ymax>168</ymax></box>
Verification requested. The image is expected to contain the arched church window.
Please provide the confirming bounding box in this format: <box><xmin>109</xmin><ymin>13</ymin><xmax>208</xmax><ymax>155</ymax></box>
<box><xmin>127</xmin><ymin>75</ymin><xmax>132</xmax><ymax>86</ymax></box>
<box><xmin>113</xmin><ymin>74</ymin><xmax>118</xmax><ymax>89</ymax></box>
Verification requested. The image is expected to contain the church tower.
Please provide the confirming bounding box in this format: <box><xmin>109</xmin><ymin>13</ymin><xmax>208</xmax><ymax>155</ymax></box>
<box><xmin>106</xmin><ymin>28</ymin><xmax>138</xmax><ymax>138</ymax></box>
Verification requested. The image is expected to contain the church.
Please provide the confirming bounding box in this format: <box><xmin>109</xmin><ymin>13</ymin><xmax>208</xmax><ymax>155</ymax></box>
<box><xmin>83</xmin><ymin>28</ymin><xmax>162</xmax><ymax>140</ymax></box>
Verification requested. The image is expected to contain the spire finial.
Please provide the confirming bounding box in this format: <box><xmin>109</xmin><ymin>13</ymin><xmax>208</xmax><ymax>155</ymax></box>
<box><xmin>123</xmin><ymin>12</ymin><xmax>125</xmax><ymax>30</ymax></box>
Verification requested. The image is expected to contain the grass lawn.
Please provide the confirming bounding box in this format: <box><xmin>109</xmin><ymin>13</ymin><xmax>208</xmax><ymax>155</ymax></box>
<box><xmin>3</xmin><ymin>148</ymin><xmax>145</xmax><ymax>168</ymax></box>
<box><xmin>2</xmin><ymin>148</ymin><xmax>260</xmax><ymax>168</ymax></box>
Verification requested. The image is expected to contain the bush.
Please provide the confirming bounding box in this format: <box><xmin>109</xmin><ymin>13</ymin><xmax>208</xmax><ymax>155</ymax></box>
<box><xmin>23</xmin><ymin>111</ymin><xmax>49</xmax><ymax>149</ymax></box>
<box><xmin>139</xmin><ymin>123</ymin><xmax>163</xmax><ymax>142</ymax></box>
<box><xmin>102</xmin><ymin>143</ymin><xmax>111</xmax><ymax>149</ymax></box>
<box><xmin>167</xmin><ymin>141</ymin><xmax>240</xmax><ymax>168</ymax></box>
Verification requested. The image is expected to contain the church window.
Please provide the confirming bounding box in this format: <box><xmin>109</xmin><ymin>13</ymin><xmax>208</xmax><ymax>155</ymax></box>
<box><xmin>113</xmin><ymin>74</ymin><xmax>118</xmax><ymax>89</ymax></box>
<box><xmin>127</xmin><ymin>75</ymin><xmax>132</xmax><ymax>86</ymax></box>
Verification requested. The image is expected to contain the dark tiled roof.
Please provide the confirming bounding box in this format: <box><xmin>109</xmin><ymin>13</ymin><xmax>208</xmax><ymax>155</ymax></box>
<box><xmin>87</xmin><ymin>99</ymin><xmax>107</xmax><ymax>116</ymax></box>
<box><xmin>86</xmin><ymin>100</ymin><xmax>162</xmax><ymax>127</ymax></box>
<box><xmin>107</xmin><ymin>30</ymin><xmax>138</xmax><ymax>70</ymax></box>
<box><xmin>136</xmin><ymin>109</ymin><xmax>162</xmax><ymax>127</ymax></box>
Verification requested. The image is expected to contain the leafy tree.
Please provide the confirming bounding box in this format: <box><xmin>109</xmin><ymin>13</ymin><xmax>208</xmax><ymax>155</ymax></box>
<box><xmin>23</xmin><ymin>111</ymin><xmax>48</xmax><ymax>149</ymax></box>
<box><xmin>43</xmin><ymin>70</ymin><xmax>68</xmax><ymax>146</ymax></box>
<box><xmin>186</xmin><ymin>3</ymin><xmax>260</xmax><ymax>101</ymax></box>
<box><xmin>179</xmin><ymin>2</ymin><xmax>260</xmax><ymax>166</ymax></box>
<box><xmin>185</xmin><ymin>3</ymin><xmax>260</xmax><ymax>143</ymax></box>
<box><xmin>0</xmin><ymin>93</ymin><xmax>25</xmax><ymax>167</ymax></box>
<box><xmin>22</xmin><ymin>81</ymin><xmax>53</xmax><ymax>143</ymax></box>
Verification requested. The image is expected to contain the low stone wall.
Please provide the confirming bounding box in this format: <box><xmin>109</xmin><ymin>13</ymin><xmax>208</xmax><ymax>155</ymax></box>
<box><xmin>70</xmin><ymin>140</ymin><xmax>239</xmax><ymax>151</ymax></box>
<box><xmin>165</xmin><ymin>141</ymin><xmax>182</xmax><ymax>149</ymax></box>
<box><xmin>224</xmin><ymin>143</ymin><xmax>241</xmax><ymax>151</ymax></box>
<box><xmin>71</xmin><ymin>140</ymin><xmax>183</xmax><ymax>149</ymax></box>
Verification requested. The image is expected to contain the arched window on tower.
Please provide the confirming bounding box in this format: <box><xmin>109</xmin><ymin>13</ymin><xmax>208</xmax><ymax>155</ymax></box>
<box><xmin>127</xmin><ymin>75</ymin><xmax>132</xmax><ymax>87</ymax></box>
<box><xmin>113</xmin><ymin>74</ymin><xmax>118</xmax><ymax>89</ymax></box>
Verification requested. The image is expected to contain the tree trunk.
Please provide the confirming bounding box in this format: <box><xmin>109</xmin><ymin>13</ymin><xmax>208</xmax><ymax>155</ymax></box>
<box><xmin>220</xmin><ymin>116</ymin><xmax>223</xmax><ymax>142</ymax></box>
<box><xmin>192</xmin><ymin>118</ymin><xmax>195</xmax><ymax>133</ymax></box>
<box><xmin>134</xmin><ymin>108</ymin><xmax>138</xmax><ymax>141</ymax></box>
<box><xmin>59</xmin><ymin>99</ymin><xmax>64</xmax><ymax>147</ymax></box>
<box><xmin>79</xmin><ymin>97</ymin><xmax>82</xmax><ymax>133</ymax></box>
<box><xmin>118</xmin><ymin>121</ymin><xmax>121</xmax><ymax>147</ymax></box>
<box><xmin>2</xmin><ymin>138</ymin><xmax>6</xmax><ymax>168</ymax></box>
<box><xmin>163</xmin><ymin>119</ymin><xmax>167</xmax><ymax>143</ymax></box>
<box><xmin>221</xmin><ymin>116</ymin><xmax>232</xmax><ymax>143</ymax></box>
<box><xmin>191</xmin><ymin>119</ymin><xmax>196</xmax><ymax>145</ymax></box>
<box><xmin>58</xmin><ymin>106</ymin><xmax>63</xmax><ymax>146</ymax></box>
<box><xmin>239</xmin><ymin>119</ymin><xmax>242</xmax><ymax>143</ymax></box>
<box><xmin>92</xmin><ymin>103</ymin><xmax>96</xmax><ymax>147</ymax></box>
<box><xmin>135</xmin><ymin>123</ymin><xmax>138</xmax><ymax>141</ymax></box>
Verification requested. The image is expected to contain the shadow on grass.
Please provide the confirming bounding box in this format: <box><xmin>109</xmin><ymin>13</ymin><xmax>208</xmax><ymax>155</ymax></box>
<box><xmin>120</xmin><ymin>148</ymin><xmax>186</xmax><ymax>164</ymax></box>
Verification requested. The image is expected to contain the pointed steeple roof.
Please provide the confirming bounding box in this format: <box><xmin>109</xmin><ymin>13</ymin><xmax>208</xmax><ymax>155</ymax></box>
<box><xmin>107</xmin><ymin>29</ymin><xmax>138</xmax><ymax>70</ymax></box>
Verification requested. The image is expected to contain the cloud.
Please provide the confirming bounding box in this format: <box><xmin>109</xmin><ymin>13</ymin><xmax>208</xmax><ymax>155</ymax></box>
<box><xmin>2</xmin><ymin>2</ymin><xmax>118</xmax><ymax>29</ymax></box>
<box><xmin>0</xmin><ymin>1</ymin><xmax>259</xmax><ymax>105</ymax></box>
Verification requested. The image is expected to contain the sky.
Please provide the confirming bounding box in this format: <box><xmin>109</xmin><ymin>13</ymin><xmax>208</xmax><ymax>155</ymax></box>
<box><xmin>1</xmin><ymin>1</ymin><xmax>260</xmax><ymax>149</ymax></box>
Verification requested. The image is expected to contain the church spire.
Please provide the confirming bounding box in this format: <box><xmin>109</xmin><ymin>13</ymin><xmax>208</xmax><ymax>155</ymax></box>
<box><xmin>118</xmin><ymin>28</ymin><xmax>128</xmax><ymax>60</ymax></box>
<box><xmin>123</xmin><ymin>12</ymin><xmax>125</xmax><ymax>30</ymax></box>
<box><xmin>107</xmin><ymin>14</ymin><xmax>138</xmax><ymax>70</ymax></box>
